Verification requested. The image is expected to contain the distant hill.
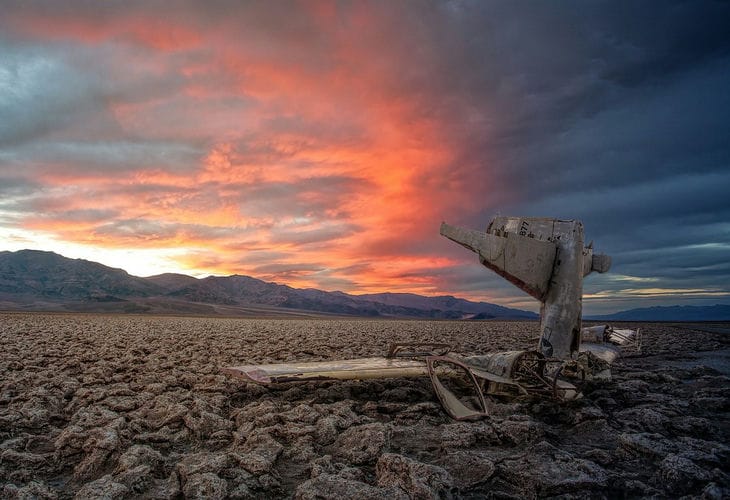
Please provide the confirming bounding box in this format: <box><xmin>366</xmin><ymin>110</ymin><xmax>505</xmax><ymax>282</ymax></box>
<box><xmin>587</xmin><ymin>304</ymin><xmax>730</xmax><ymax>322</ymax></box>
<box><xmin>0</xmin><ymin>249</ymin><xmax>163</xmax><ymax>299</ymax></box>
<box><xmin>358</xmin><ymin>292</ymin><xmax>535</xmax><ymax>319</ymax></box>
<box><xmin>0</xmin><ymin>249</ymin><xmax>537</xmax><ymax>319</ymax></box>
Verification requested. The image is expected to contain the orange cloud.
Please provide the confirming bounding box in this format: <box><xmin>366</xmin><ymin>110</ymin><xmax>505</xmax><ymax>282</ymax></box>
<box><xmin>1</xmin><ymin>2</ymin><xmax>512</xmax><ymax>299</ymax></box>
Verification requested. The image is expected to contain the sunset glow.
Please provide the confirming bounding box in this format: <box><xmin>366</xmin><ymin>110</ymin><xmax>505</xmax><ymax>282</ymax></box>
<box><xmin>2</xmin><ymin>1</ymin><xmax>729</xmax><ymax>314</ymax></box>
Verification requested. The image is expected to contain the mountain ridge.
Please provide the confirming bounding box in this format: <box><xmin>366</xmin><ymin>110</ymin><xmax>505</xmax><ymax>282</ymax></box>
<box><xmin>586</xmin><ymin>304</ymin><xmax>730</xmax><ymax>322</ymax></box>
<box><xmin>0</xmin><ymin>249</ymin><xmax>536</xmax><ymax>319</ymax></box>
<box><xmin>3</xmin><ymin>250</ymin><xmax>727</xmax><ymax>321</ymax></box>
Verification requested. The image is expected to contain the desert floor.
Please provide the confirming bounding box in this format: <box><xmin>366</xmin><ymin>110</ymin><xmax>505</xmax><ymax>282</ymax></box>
<box><xmin>1</xmin><ymin>313</ymin><xmax>728</xmax><ymax>498</ymax></box>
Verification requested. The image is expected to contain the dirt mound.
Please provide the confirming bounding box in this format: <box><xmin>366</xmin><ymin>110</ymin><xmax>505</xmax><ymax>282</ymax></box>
<box><xmin>1</xmin><ymin>314</ymin><xmax>728</xmax><ymax>498</ymax></box>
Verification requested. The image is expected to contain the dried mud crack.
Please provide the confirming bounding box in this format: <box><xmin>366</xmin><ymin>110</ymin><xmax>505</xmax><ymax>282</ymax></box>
<box><xmin>1</xmin><ymin>313</ymin><xmax>728</xmax><ymax>498</ymax></box>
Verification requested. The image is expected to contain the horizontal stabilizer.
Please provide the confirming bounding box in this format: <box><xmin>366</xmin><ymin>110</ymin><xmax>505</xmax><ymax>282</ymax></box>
<box><xmin>591</xmin><ymin>253</ymin><xmax>611</xmax><ymax>274</ymax></box>
<box><xmin>440</xmin><ymin>222</ymin><xmax>557</xmax><ymax>299</ymax></box>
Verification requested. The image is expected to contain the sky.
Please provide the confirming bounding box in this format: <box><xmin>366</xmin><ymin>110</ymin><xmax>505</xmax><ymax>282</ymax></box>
<box><xmin>1</xmin><ymin>0</ymin><xmax>729</xmax><ymax>315</ymax></box>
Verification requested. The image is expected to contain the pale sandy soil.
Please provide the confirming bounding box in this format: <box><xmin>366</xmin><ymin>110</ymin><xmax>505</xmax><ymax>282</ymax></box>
<box><xmin>1</xmin><ymin>313</ymin><xmax>728</xmax><ymax>498</ymax></box>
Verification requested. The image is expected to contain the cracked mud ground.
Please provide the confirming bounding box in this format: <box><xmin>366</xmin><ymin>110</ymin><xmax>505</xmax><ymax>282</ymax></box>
<box><xmin>1</xmin><ymin>313</ymin><xmax>728</xmax><ymax>498</ymax></box>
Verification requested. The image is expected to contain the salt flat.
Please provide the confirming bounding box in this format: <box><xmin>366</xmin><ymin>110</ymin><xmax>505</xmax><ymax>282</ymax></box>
<box><xmin>1</xmin><ymin>313</ymin><xmax>728</xmax><ymax>498</ymax></box>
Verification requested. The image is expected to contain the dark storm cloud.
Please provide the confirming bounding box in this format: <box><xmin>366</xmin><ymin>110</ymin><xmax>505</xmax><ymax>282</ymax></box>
<box><xmin>493</xmin><ymin>59</ymin><xmax>730</xmax><ymax>199</ymax></box>
<box><xmin>390</xmin><ymin>1</ymin><xmax>730</xmax><ymax>225</ymax></box>
<box><xmin>425</xmin><ymin>0</ymin><xmax>730</xmax><ymax>311</ymax></box>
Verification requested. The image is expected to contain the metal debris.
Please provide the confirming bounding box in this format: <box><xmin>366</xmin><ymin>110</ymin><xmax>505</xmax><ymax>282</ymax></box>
<box><xmin>224</xmin><ymin>216</ymin><xmax>640</xmax><ymax>419</ymax></box>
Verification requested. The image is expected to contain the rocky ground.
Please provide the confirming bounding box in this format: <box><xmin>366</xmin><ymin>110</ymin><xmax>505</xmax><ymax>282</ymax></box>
<box><xmin>0</xmin><ymin>313</ymin><xmax>728</xmax><ymax>498</ymax></box>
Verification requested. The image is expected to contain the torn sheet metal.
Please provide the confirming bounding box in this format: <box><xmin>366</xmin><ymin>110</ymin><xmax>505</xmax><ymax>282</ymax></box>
<box><xmin>427</xmin><ymin>356</ymin><xmax>489</xmax><ymax>421</ymax></box>
<box><xmin>581</xmin><ymin>324</ymin><xmax>642</xmax><ymax>353</ymax></box>
<box><xmin>608</xmin><ymin>327</ymin><xmax>642</xmax><ymax>350</ymax></box>
<box><xmin>580</xmin><ymin>343</ymin><xmax>622</xmax><ymax>365</ymax></box>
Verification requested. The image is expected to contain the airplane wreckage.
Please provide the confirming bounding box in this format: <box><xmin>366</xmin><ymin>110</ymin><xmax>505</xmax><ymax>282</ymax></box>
<box><xmin>224</xmin><ymin>216</ymin><xmax>640</xmax><ymax>420</ymax></box>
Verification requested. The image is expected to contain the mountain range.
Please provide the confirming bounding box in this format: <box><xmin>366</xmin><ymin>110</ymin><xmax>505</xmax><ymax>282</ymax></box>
<box><xmin>586</xmin><ymin>304</ymin><xmax>730</xmax><ymax>322</ymax></box>
<box><xmin>2</xmin><ymin>250</ymin><xmax>728</xmax><ymax>321</ymax></box>
<box><xmin>0</xmin><ymin>250</ymin><xmax>536</xmax><ymax>319</ymax></box>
